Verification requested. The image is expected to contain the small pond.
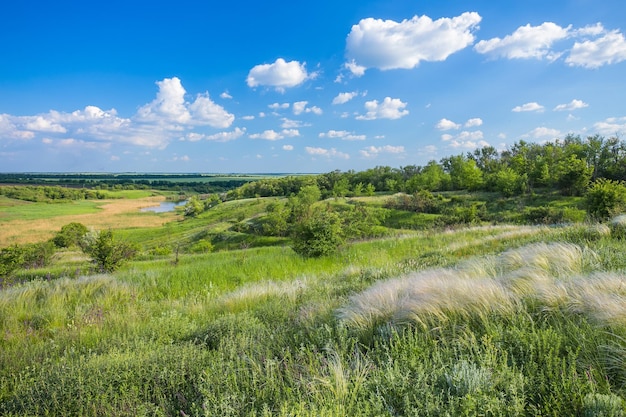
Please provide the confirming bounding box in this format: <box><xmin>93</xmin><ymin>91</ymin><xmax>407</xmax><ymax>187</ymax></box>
<box><xmin>140</xmin><ymin>200</ymin><xmax>187</xmax><ymax>213</ymax></box>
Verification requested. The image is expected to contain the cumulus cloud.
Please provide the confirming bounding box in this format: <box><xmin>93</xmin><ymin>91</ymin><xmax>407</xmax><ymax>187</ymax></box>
<box><xmin>359</xmin><ymin>145</ymin><xmax>405</xmax><ymax>158</ymax></box>
<box><xmin>594</xmin><ymin>116</ymin><xmax>626</xmax><ymax>136</ymax></box>
<box><xmin>269</xmin><ymin>102</ymin><xmax>290</xmax><ymax>110</ymax></box>
<box><xmin>475</xmin><ymin>22</ymin><xmax>569</xmax><ymax>60</ymax></box>
<box><xmin>512</xmin><ymin>102</ymin><xmax>545</xmax><ymax>112</ymax></box>
<box><xmin>24</xmin><ymin>116</ymin><xmax>67</xmax><ymax>133</ymax></box>
<box><xmin>136</xmin><ymin>77</ymin><xmax>234</xmax><ymax>129</ymax></box>
<box><xmin>465</xmin><ymin>118</ymin><xmax>483</xmax><ymax>127</ymax></box>
<box><xmin>346</xmin><ymin>12</ymin><xmax>481</xmax><ymax>71</ymax></box>
<box><xmin>357</xmin><ymin>97</ymin><xmax>408</xmax><ymax>120</ymax></box>
<box><xmin>246</xmin><ymin>58</ymin><xmax>310</xmax><ymax>91</ymax></box>
<box><xmin>201</xmin><ymin>127</ymin><xmax>247</xmax><ymax>142</ymax></box>
<box><xmin>344</xmin><ymin>60</ymin><xmax>367</xmax><ymax>77</ymax></box>
<box><xmin>220</xmin><ymin>91</ymin><xmax>233</xmax><ymax>99</ymax></box>
<box><xmin>332</xmin><ymin>91</ymin><xmax>358</xmax><ymax>105</ymax></box>
<box><xmin>282</xmin><ymin>145</ymin><xmax>294</xmax><ymax>151</ymax></box>
<box><xmin>305</xmin><ymin>146</ymin><xmax>350</xmax><ymax>159</ymax></box>
<box><xmin>554</xmin><ymin>99</ymin><xmax>589</xmax><ymax>111</ymax></box>
<box><xmin>441</xmin><ymin>130</ymin><xmax>489</xmax><ymax>149</ymax></box>
<box><xmin>566</xmin><ymin>30</ymin><xmax>626</xmax><ymax>68</ymax></box>
<box><xmin>436</xmin><ymin>118</ymin><xmax>461</xmax><ymax>130</ymax></box>
<box><xmin>281</xmin><ymin>118</ymin><xmax>310</xmax><ymax>129</ymax></box>
<box><xmin>319</xmin><ymin>130</ymin><xmax>366</xmax><ymax>140</ymax></box>
<box><xmin>525</xmin><ymin>127</ymin><xmax>561</xmax><ymax>139</ymax></box>
<box><xmin>293</xmin><ymin>101</ymin><xmax>322</xmax><ymax>115</ymax></box>
<box><xmin>249</xmin><ymin>129</ymin><xmax>299</xmax><ymax>140</ymax></box>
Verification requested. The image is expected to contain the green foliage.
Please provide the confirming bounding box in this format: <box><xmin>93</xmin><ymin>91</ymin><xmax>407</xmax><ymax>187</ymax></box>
<box><xmin>494</xmin><ymin>167</ymin><xmax>526</xmax><ymax>197</ymax></box>
<box><xmin>0</xmin><ymin>245</ymin><xmax>25</xmax><ymax>277</ymax></box>
<box><xmin>189</xmin><ymin>239</ymin><xmax>214</xmax><ymax>254</ymax></box>
<box><xmin>53</xmin><ymin>222</ymin><xmax>89</xmax><ymax>248</ymax></box>
<box><xmin>384</xmin><ymin>190</ymin><xmax>443</xmax><ymax>213</ymax></box>
<box><xmin>585</xmin><ymin>179</ymin><xmax>626</xmax><ymax>220</ymax></box>
<box><xmin>291</xmin><ymin>210</ymin><xmax>344</xmax><ymax>257</ymax></box>
<box><xmin>183</xmin><ymin>196</ymin><xmax>204</xmax><ymax>217</ymax></box>
<box><xmin>81</xmin><ymin>229</ymin><xmax>138</xmax><ymax>272</ymax></box>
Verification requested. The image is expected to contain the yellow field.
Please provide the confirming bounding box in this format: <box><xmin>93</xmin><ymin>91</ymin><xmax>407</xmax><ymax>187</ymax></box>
<box><xmin>0</xmin><ymin>196</ymin><xmax>179</xmax><ymax>246</ymax></box>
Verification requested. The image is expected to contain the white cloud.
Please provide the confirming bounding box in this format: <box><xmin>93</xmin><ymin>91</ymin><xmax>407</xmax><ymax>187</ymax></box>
<box><xmin>344</xmin><ymin>60</ymin><xmax>367</xmax><ymax>77</ymax></box>
<box><xmin>594</xmin><ymin>116</ymin><xmax>626</xmax><ymax>136</ymax></box>
<box><xmin>269</xmin><ymin>102</ymin><xmax>290</xmax><ymax>110</ymax></box>
<box><xmin>465</xmin><ymin>117</ymin><xmax>483</xmax><ymax>127</ymax></box>
<box><xmin>436</xmin><ymin>118</ymin><xmax>461</xmax><ymax>130</ymax></box>
<box><xmin>566</xmin><ymin>30</ymin><xmax>626</xmax><ymax>68</ymax></box>
<box><xmin>281</xmin><ymin>129</ymin><xmax>300</xmax><ymax>137</ymax></box>
<box><xmin>357</xmin><ymin>97</ymin><xmax>408</xmax><ymax>120</ymax></box>
<box><xmin>249</xmin><ymin>129</ymin><xmax>299</xmax><ymax>141</ymax></box>
<box><xmin>293</xmin><ymin>101</ymin><xmax>323</xmax><ymax>115</ymax></box>
<box><xmin>246</xmin><ymin>58</ymin><xmax>310</xmax><ymax>91</ymax></box>
<box><xmin>188</xmin><ymin>93</ymin><xmax>235</xmax><ymax>128</ymax></box>
<box><xmin>204</xmin><ymin>127</ymin><xmax>247</xmax><ymax>142</ymax></box>
<box><xmin>332</xmin><ymin>91</ymin><xmax>358</xmax><ymax>105</ymax></box>
<box><xmin>359</xmin><ymin>145</ymin><xmax>405</xmax><ymax>158</ymax></box>
<box><xmin>249</xmin><ymin>130</ymin><xmax>283</xmax><ymax>141</ymax></box>
<box><xmin>553</xmin><ymin>99</ymin><xmax>589</xmax><ymax>111</ymax></box>
<box><xmin>24</xmin><ymin>116</ymin><xmax>67</xmax><ymax>133</ymax></box>
<box><xmin>135</xmin><ymin>77</ymin><xmax>234</xmax><ymax>129</ymax></box>
<box><xmin>293</xmin><ymin>101</ymin><xmax>308</xmax><ymax>115</ymax></box>
<box><xmin>512</xmin><ymin>102</ymin><xmax>545</xmax><ymax>112</ymax></box>
<box><xmin>305</xmin><ymin>146</ymin><xmax>350</xmax><ymax>159</ymax></box>
<box><xmin>281</xmin><ymin>118</ymin><xmax>310</xmax><ymax>129</ymax></box>
<box><xmin>475</xmin><ymin>22</ymin><xmax>570</xmax><ymax>60</ymax></box>
<box><xmin>346</xmin><ymin>12</ymin><xmax>481</xmax><ymax>71</ymax></box>
<box><xmin>282</xmin><ymin>145</ymin><xmax>294</xmax><ymax>151</ymax></box>
<box><xmin>220</xmin><ymin>91</ymin><xmax>233</xmax><ymax>99</ymax></box>
<box><xmin>442</xmin><ymin>130</ymin><xmax>488</xmax><ymax>149</ymax></box>
<box><xmin>241</xmin><ymin>115</ymin><xmax>255</xmax><ymax>120</ymax></box>
<box><xmin>525</xmin><ymin>127</ymin><xmax>561</xmax><ymax>139</ymax></box>
<box><xmin>319</xmin><ymin>130</ymin><xmax>366</xmax><ymax>141</ymax></box>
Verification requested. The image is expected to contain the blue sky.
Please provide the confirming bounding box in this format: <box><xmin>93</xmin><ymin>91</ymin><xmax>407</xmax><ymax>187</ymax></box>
<box><xmin>1</xmin><ymin>0</ymin><xmax>626</xmax><ymax>173</ymax></box>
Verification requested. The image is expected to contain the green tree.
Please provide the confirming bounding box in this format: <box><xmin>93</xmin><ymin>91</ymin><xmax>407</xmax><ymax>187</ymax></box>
<box><xmin>494</xmin><ymin>168</ymin><xmax>525</xmax><ymax>197</ymax></box>
<box><xmin>443</xmin><ymin>155</ymin><xmax>483</xmax><ymax>191</ymax></box>
<box><xmin>81</xmin><ymin>229</ymin><xmax>138</xmax><ymax>272</ymax></box>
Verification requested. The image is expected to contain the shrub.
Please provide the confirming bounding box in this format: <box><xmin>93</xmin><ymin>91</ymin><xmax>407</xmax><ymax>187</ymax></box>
<box><xmin>585</xmin><ymin>179</ymin><xmax>626</xmax><ymax>221</ymax></box>
<box><xmin>189</xmin><ymin>239</ymin><xmax>214</xmax><ymax>254</ymax></box>
<box><xmin>53</xmin><ymin>222</ymin><xmax>88</xmax><ymax>248</ymax></box>
<box><xmin>291</xmin><ymin>210</ymin><xmax>344</xmax><ymax>257</ymax></box>
<box><xmin>80</xmin><ymin>229</ymin><xmax>138</xmax><ymax>272</ymax></box>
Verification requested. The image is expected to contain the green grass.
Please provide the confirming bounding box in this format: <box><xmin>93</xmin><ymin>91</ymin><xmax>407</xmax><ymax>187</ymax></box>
<box><xmin>3</xmin><ymin>188</ymin><xmax>626</xmax><ymax>416</ymax></box>
<box><xmin>0</xmin><ymin>198</ymin><xmax>103</xmax><ymax>221</ymax></box>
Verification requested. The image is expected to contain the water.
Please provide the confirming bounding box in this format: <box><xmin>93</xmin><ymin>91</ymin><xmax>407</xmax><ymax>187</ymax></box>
<box><xmin>140</xmin><ymin>200</ymin><xmax>187</xmax><ymax>213</ymax></box>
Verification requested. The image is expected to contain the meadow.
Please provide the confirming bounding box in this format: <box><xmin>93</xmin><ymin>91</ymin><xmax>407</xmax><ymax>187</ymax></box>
<box><xmin>1</xmin><ymin>173</ymin><xmax>626</xmax><ymax>415</ymax></box>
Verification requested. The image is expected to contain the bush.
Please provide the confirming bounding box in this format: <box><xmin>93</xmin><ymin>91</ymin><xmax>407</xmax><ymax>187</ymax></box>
<box><xmin>291</xmin><ymin>210</ymin><xmax>344</xmax><ymax>257</ymax></box>
<box><xmin>80</xmin><ymin>229</ymin><xmax>138</xmax><ymax>272</ymax></box>
<box><xmin>53</xmin><ymin>222</ymin><xmax>88</xmax><ymax>248</ymax></box>
<box><xmin>585</xmin><ymin>179</ymin><xmax>626</xmax><ymax>221</ymax></box>
<box><xmin>189</xmin><ymin>239</ymin><xmax>214</xmax><ymax>254</ymax></box>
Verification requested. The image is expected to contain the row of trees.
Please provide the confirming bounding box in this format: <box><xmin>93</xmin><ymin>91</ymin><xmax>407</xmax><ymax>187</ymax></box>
<box><xmin>227</xmin><ymin>135</ymin><xmax>626</xmax><ymax>200</ymax></box>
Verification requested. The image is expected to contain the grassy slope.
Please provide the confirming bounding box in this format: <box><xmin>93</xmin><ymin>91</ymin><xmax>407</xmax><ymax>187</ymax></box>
<box><xmin>1</xmin><ymin>191</ymin><xmax>626</xmax><ymax>415</ymax></box>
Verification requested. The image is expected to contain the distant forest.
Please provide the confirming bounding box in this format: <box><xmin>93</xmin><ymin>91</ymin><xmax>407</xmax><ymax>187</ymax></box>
<box><xmin>229</xmin><ymin>134</ymin><xmax>626</xmax><ymax>199</ymax></box>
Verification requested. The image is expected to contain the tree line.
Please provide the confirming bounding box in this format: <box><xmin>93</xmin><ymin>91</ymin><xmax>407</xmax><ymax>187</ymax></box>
<box><xmin>228</xmin><ymin>134</ymin><xmax>626</xmax><ymax>199</ymax></box>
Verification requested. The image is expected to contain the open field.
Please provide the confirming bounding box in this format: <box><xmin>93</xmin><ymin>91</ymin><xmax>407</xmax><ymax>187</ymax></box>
<box><xmin>0</xmin><ymin>195</ymin><xmax>179</xmax><ymax>246</ymax></box>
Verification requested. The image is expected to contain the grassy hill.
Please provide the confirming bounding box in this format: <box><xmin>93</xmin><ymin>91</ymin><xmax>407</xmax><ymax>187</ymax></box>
<box><xmin>1</xmin><ymin>186</ymin><xmax>626</xmax><ymax>415</ymax></box>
